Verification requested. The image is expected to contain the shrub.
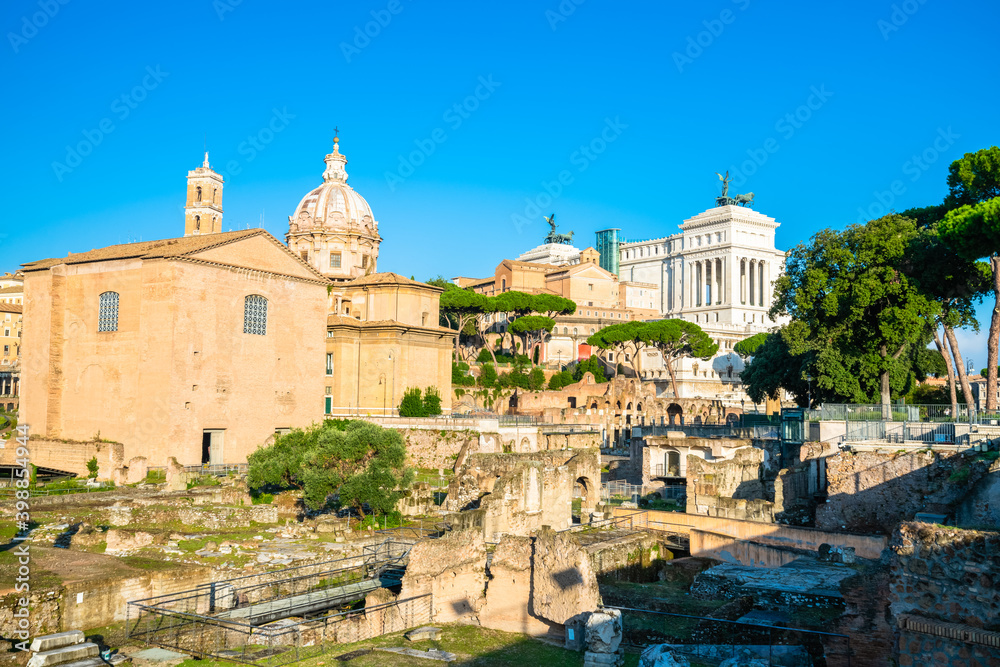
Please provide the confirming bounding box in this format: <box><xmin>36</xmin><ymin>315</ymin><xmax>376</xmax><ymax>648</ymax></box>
<box><xmin>452</xmin><ymin>363</ymin><xmax>476</xmax><ymax>387</ymax></box>
<box><xmin>528</xmin><ymin>367</ymin><xmax>546</xmax><ymax>391</ymax></box>
<box><xmin>399</xmin><ymin>388</ymin><xmax>425</xmax><ymax>417</ymax></box>
<box><xmin>86</xmin><ymin>456</ymin><xmax>99</xmax><ymax>479</ymax></box>
<box><xmin>422</xmin><ymin>386</ymin><xmax>442</xmax><ymax>416</ymax></box>
<box><xmin>479</xmin><ymin>363</ymin><xmax>498</xmax><ymax>388</ymax></box>
<box><xmin>548</xmin><ymin>370</ymin><xmax>575</xmax><ymax>390</ymax></box>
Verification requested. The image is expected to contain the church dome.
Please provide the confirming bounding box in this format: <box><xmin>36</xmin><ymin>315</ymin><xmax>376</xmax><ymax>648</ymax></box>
<box><xmin>288</xmin><ymin>138</ymin><xmax>377</xmax><ymax>233</ymax></box>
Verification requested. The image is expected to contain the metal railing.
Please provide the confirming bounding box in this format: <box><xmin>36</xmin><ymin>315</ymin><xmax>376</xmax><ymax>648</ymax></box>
<box><xmin>816</xmin><ymin>403</ymin><xmax>972</xmax><ymax>423</ymax></box>
<box><xmin>609</xmin><ymin>606</ymin><xmax>851</xmax><ymax>667</ymax></box>
<box><xmin>126</xmin><ymin>542</ymin><xmax>432</xmax><ymax>666</ymax></box>
<box><xmin>602</xmin><ymin>480</ymin><xmax>643</xmax><ymax>502</ymax></box>
<box><xmin>182</xmin><ymin>463</ymin><xmax>248</xmax><ymax>476</ymax></box>
<box><xmin>845</xmin><ymin>421</ymin><xmax>958</xmax><ymax>445</ymax></box>
<box><xmin>0</xmin><ymin>480</ymin><xmax>114</xmax><ymax>496</ymax></box>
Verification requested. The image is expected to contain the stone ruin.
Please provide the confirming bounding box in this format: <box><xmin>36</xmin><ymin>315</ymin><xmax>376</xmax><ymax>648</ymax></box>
<box><xmin>441</xmin><ymin>449</ymin><xmax>601</xmax><ymax>540</ymax></box>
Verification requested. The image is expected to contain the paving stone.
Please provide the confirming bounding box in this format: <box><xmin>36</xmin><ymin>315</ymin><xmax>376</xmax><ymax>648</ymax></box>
<box><xmin>30</xmin><ymin>631</ymin><xmax>84</xmax><ymax>653</ymax></box>
<box><xmin>27</xmin><ymin>642</ymin><xmax>99</xmax><ymax>667</ymax></box>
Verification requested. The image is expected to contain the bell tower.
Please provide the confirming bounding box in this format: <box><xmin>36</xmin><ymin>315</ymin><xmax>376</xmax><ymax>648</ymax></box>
<box><xmin>184</xmin><ymin>153</ymin><xmax>224</xmax><ymax>236</ymax></box>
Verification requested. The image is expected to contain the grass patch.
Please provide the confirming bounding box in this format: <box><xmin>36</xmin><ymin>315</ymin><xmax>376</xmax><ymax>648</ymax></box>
<box><xmin>187</xmin><ymin>475</ymin><xmax>221</xmax><ymax>489</ymax></box>
<box><xmin>948</xmin><ymin>466</ymin><xmax>971</xmax><ymax>484</ymax></box>
<box><xmin>172</xmin><ymin>623</ymin><xmax>592</xmax><ymax>667</ymax></box>
<box><xmin>119</xmin><ymin>556</ymin><xmax>184</xmax><ymax>571</ymax></box>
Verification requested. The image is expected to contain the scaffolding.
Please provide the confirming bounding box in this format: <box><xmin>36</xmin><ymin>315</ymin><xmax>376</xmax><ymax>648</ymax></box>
<box><xmin>126</xmin><ymin>540</ymin><xmax>429</xmax><ymax>666</ymax></box>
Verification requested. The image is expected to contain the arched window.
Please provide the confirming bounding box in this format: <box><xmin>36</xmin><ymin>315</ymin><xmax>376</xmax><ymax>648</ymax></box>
<box><xmin>563</xmin><ymin>327</ymin><xmax>568</xmax><ymax>334</ymax></box>
<box><xmin>98</xmin><ymin>292</ymin><xmax>119</xmax><ymax>332</ymax></box>
<box><xmin>195</xmin><ymin>215</ymin><xmax>201</xmax><ymax>231</ymax></box>
<box><xmin>196</xmin><ymin>186</ymin><xmax>202</xmax><ymax>202</ymax></box>
<box><xmin>573</xmin><ymin>327</ymin><xmax>578</xmax><ymax>336</ymax></box>
<box><xmin>244</xmin><ymin>295</ymin><xmax>268</xmax><ymax>335</ymax></box>
<box><xmin>213</xmin><ymin>187</ymin><xmax>218</xmax><ymax>203</ymax></box>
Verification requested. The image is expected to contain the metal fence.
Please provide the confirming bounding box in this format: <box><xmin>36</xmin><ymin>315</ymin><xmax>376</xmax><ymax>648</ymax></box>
<box><xmin>0</xmin><ymin>480</ymin><xmax>114</xmax><ymax>495</ymax></box>
<box><xmin>816</xmin><ymin>403</ymin><xmax>972</xmax><ymax>423</ymax></box>
<box><xmin>610</xmin><ymin>606</ymin><xmax>851</xmax><ymax>667</ymax></box>
<box><xmin>126</xmin><ymin>543</ymin><xmax>430</xmax><ymax>666</ymax></box>
<box><xmin>602</xmin><ymin>480</ymin><xmax>642</xmax><ymax>502</ymax></box>
<box><xmin>182</xmin><ymin>463</ymin><xmax>249</xmax><ymax>476</ymax></box>
<box><xmin>844</xmin><ymin>420</ymin><xmax>959</xmax><ymax>445</ymax></box>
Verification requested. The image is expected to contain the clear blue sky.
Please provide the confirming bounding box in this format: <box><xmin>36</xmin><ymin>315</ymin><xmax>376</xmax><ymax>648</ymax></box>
<box><xmin>2</xmin><ymin>0</ymin><xmax>998</xmax><ymax>362</ymax></box>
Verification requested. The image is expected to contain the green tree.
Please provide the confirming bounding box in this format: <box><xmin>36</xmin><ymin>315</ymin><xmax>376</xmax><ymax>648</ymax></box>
<box><xmin>86</xmin><ymin>456</ymin><xmax>99</xmax><ymax>480</ymax></box>
<box><xmin>772</xmin><ymin>215</ymin><xmax>938</xmax><ymax>410</ymax></box>
<box><xmin>510</xmin><ymin>315</ymin><xmax>555</xmax><ymax>361</ymax></box>
<box><xmin>528</xmin><ymin>367</ymin><xmax>546</xmax><ymax>391</ymax></box>
<box><xmin>940</xmin><ymin>196</ymin><xmax>1000</xmax><ymax>410</ymax></box>
<box><xmin>637</xmin><ymin>319</ymin><xmax>719</xmax><ymax>399</ymax></box>
<box><xmin>572</xmin><ymin>354</ymin><xmax>607</xmax><ymax>383</ymax></box>
<box><xmin>439</xmin><ymin>287</ymin><xmax>488</xmax><ymax>361</ymax></box>
<box><xmin>422</xmin><ymin>386</ymin><xmax>442</xmax><ymax>415</ymax></box>
<box><xmin>587</xmin><ymin>321</ymin><xmax>646</xmax><ymax>376</ymax></box>
<box><xmin>739</xmin><ymin>332</ymin><xmax>814</xmax><ymax>406</ymax></box>
<box><xmin>734</xmin><ymin>333</ymin><xmax>769</xmax><ymax>358</ymax></box>
<box><xmin>249</xmin><ymin>420</ymin><xmax>413</xmax><ymax>515</ymax></box>
<box><xmin>398</xmin><ymin>387</ymin><xmax>425</xmax><ymax>417</ymax></box>
<box><xmin>531</xmin><ymin>294</ymin><xmax>576</xmax><ymax>318</ymax></box>
<box><xmin>478</xmin><ymin>363</ymin><xmax>498</xmax><ymax>388</ymax></box>
<box><xmin>548</xmin><ymin>370</ymin><xmax>575</xmax><ymax>390</ymax></box>
<box><xmin>945</xmin><ymin>146</ymin><xmax>1000</xmax><ymax>208</ymax></box>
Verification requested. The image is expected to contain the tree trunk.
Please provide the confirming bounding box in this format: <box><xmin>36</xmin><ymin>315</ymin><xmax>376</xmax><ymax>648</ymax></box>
<box><xmin>879</xmin><ymin>345</ymin><xmax>891</xmax><ymax>418</ymax></box>
<box><xmin>988</xmin><ymin>255</ymin><xmax>1000</xmax><ymax>411</ymax></box>
<box><xmin>933</xmin><ymin>328</ymin><xmax>959</xmax><ymax>418</ymax></box>
<box><xmin>945</xmin><ymin>325</ymin><xmax>974</xmax><ymax>412</ymax></box>
<box><xmin>665</xmin><ymin>354</ymin><xmax>680</xmax><ymax>398</ymax></box>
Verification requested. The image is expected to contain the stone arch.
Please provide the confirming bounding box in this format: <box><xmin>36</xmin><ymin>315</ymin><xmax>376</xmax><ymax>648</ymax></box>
<box><xmin>667</xmin><ymin>403</ymin><xmax>683</xmax><ymax>425</ymax></box>
<box><xmin>590</xmin><ymin>401</ymin><xmax>598</xmax><ymax>410</ymax></box>
<box><xmin>626</xmin><ymin>402</ymin><xmax>632</xmax><ymax>410</ymax></box>
<box><xmin>666</xmin><ymin>449</ymin><xmax>681</xmax><ymax>476</ymax></box>
<box><xmin>520</xmin><ymin>437</ymin><xmax>530</xmax><ymax>452</ymax></box>
<box><xmin>575</xmin><ymin>475</ymin><xmax>598</xmax><ymax>514</ymax></box>
<box><xmin>636</xmin><ymin>402</ymin><xmax>642</xmax><ymax>413</ymax></box>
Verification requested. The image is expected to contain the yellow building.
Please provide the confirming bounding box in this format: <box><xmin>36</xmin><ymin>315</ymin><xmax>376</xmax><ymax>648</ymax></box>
<box><xmin>0</xmin><ymin>301</ymin><xmax>21</xmax><ymax>413</ymax></box>
<box><xmin>324</xmin><ymin>274</ymin><xmax>454</xmax><ymax>416</ymax></box>
<box><xmin>283</xmin><ymin>138</ymin><xmax>454</xmax><ymax>415</ymax></box>
<box><xmin>20</xmin><ymin>228</ymin><xmax>329</xmax><ymax>466</ymax></box>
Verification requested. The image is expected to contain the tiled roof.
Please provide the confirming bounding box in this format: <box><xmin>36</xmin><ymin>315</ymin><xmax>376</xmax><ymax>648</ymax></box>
<box><xmin>0</xmin><ymin>303</ymin><xmax>22</xmax><ymax>314</ymax></box>
<box><xmin>23</xmin><ymin>229</ymin><xmax>280</xmax><ymax>271</ymax></box>
<box><xmin>327</xmin><ymin>314</ymin><xmax>455</xmax><ymax>334</ymax></box>
<box><xmin>344</xmin><ymin>272</ymin><xmax>440</xmax><ymax>290</ymax></box>
<box><xmin>0</xmin><ymin>286</ymin><xmax>23</xmax><ymax>294</ymax></box>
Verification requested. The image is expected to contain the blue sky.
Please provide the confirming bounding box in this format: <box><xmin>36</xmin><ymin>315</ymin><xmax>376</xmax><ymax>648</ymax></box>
<box><xmin>2</xmin><ymin>0</ymin><xmax>998</xmax><ymax>363</ymax></box>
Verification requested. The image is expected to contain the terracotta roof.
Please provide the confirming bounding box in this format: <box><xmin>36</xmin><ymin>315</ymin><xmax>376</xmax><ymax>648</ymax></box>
<box><xmin>21</xmin><ymin>229</ymin><xmax>323</xmax><ymax>276</ymax></box>
<box><xmin>327</xmin><ymin>314</ymin><xmax>455</xmax><ymax>334</ymax></box>
<box><xmin>344</xmin><ymin>272</ymin><xmax>441</xmax><ymax>290</ymax></box>
<box><xmin>501</xmin><ymin>259</ymin><xmax>559</xmax><ymax>271</ymax></box>
<box><xmin>0</xmin><ymin>303</ymin><xmax>22</xmax><ymax>314</ymax></box>
<box><xmin>0</xmin><ymin>286</ymin><xmax>22</xmax><ymax>294</ymax></box>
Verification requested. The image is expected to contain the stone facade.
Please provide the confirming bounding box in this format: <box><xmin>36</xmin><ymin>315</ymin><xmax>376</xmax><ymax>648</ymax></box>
<box><xmin>325</xmin><ymin>274</ymin><xmax>455</xmax><ymax>416</ymax></box>
<box><xmin>399</xmin><ymin>528</ymin><xmax>486</xmax><ymax>624</ymax></box>
<box><xmin>686</xmin><ymin>447</ymin><xmax>775</xmax><ymax>522</ymax></box>
<box><xmin>816</xmin><ymin>449</ymin><xmax>991</xmax><ymax>534</ymax></box>
<box><xmin>20</xmin><ymin>229</ymin><xmax>328</xmax><ymax>466</ymax></box>
<box><xmin>890</xmin><ymin>522</ymin><xmax>1000</xmax><ymax>666</ymax></box>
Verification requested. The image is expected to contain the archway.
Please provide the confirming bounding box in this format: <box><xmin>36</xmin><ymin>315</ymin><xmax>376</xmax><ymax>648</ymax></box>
<box><xmin>667</xmin><ymin>403</ymin><xmax>683</xmax><ymax>425</ymax></box>
<box><xmin>574</xmin><ymin>476</ymin><xmax>599</xmax><ymax>524</ymax></box>
<box><xmin>666</xmin><ymin>450</ymin><xmax>681</xmax><ymax>476</ymax></box>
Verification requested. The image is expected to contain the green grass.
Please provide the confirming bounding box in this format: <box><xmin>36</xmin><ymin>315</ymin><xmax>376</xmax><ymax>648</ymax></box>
<box><xmin>187</xmin><ymin>475</ymin><xmax>221</xmax><ymax>489</ymax></box>
<box><xmin>119</xmin><ymin>555</ymin><xmax>183</xmax><ymax>571</ymax></box>
<box><xmin>172</xmin><ymin>624</ymin><xmax>594</xmax><ymax>667</ymax></box>
<box><xmin>145</xmin><ymin>469</ymin><xmax>166</xmax><ymax>484</ymax></box>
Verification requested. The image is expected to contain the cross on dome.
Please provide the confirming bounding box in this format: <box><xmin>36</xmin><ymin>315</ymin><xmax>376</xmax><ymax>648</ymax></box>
<box><xmin>323</xmin><ymin>135</ymin><xmax>348</xmax><ymax>183</ymax></box>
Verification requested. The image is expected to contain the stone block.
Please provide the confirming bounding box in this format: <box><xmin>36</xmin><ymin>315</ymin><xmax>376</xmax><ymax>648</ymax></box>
<box><xmin>405</xmin><ymin>626</ymin><xmax>441</xmax><ymax>642</ymax></box>
<box><xmin>29</xmin><ymin>631</ymin><xmax>84</xmax><ymax>653</ymax></box>
<box><xmin>583</xmin><ymin>650</ymin><xmax>624</xmax><ymax>667</ymax></box>
<box><xmin>585</xmin><ymin>609</ymin><xmax>622</xmax><ymax>654</ymax></box>
<box><xmin>27</xmin><ymin>643</ymin><xmax>99</xmax><ymax>667</ymax></box>
<box><xmin>124</xmin><ymin>456</ymin><xmax>148</xmax><ymax>484</ymax></box>
<box><xmin>639</xmin><ymin>645</ymin><xmax>690</xmax><ymax>667</ymax></box>
<box><xmin>718</xmin><ymin>648</ymin><xmax>768</xmax><ymax>667</ymax></box>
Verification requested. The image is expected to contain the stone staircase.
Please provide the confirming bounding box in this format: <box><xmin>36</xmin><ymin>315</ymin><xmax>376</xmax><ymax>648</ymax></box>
<box><xmin>26</xmin><ymin>632</ymin><xmax>101</xmax><ymax>667</ymax></box>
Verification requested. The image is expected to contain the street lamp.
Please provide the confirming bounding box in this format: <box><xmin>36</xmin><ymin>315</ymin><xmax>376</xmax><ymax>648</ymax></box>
<box><xmin>806</xmin><ymin>374</ymin><xmax>813</xmax><ymax>410</ymax></box>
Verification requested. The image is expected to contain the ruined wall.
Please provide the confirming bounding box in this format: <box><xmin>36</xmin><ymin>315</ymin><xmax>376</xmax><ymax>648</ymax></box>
<box><xmin>479</xmin><ymin>461</ymin><xmax>573</xmax><ymax>538</ymax></box>
<box><xmin>688</xmin><ymin>529</ymin><xmax>803</xmax><ymax>568</ymax></box>
<box><xmin>584</xmin><ymin>531</ymin><xmax>668</xmax><ymax>580</ymax></box>
<box><xmin>478</xmin><ymin>535</ymin><xmax>552</xmax><ymax>636</ymax></box>
<box><xmin>686</xmin><ymin>447</ymin><xmax>774</xmax><ymax>522</ymax></box>
<box><xmin>398</xmin><ymin>428</ymin><xmax>501</xmax><ymax>470</ymax></box>
<box><xmin>399</xmin><ymin>528</ymin><xmax>486</xmax><ymax>624</ymax></box>
<box><xmin>612</xmin><ymin>507</ymin><xmax>888</xmax><ymax>560</ymax></box>
<box><xmin>0</xmin><ymin>437</ymin><xmax>125</xmax><ymax>478</ymax></box>
<box><xmin>890</xmin><ymin>522</ymin><xmax>1000</xmax><ymax>666</ymax></box>
<box><xmin>954</xmin><ymin>461</ymin><xmax>1000</xmax><ymax>528</ymax></box>
<box><xmin>816</xmin><ymin>449</ymin><xmax>991</xmax><ymax>534</ymax></box>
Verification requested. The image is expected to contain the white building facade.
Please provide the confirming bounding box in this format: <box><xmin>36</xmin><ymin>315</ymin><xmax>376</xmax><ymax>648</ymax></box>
<box><xmin>617</xmin><ymin>205</ymin><xmax>788</xmax><ymax>402</ymax></box>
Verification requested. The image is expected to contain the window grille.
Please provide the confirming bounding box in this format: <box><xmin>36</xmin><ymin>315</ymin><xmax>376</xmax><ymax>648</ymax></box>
<box><xmin>330</xmin><ymin>253</ymin><xmax>342</xmax><ymax>269</ymax></box>
<box><xmin>98</xmin><ymin>292</ymin><xmax>119</xmax><ymax>332</ymax></box>
<box><xmin>244</xmin><ymin>295</ymin><xmax>267</xmax><ymax>335</ymax></box>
